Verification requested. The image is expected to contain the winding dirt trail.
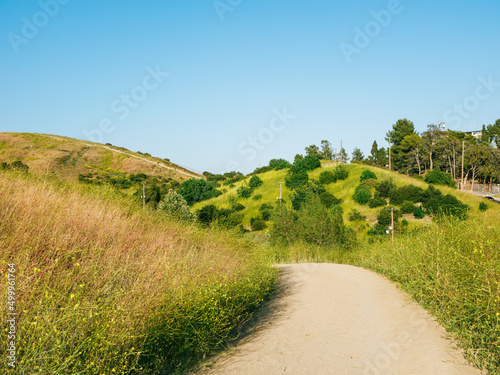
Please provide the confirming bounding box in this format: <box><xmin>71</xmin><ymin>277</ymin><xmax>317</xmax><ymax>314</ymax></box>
<box><xmin>196</xmin><ymin>264</ymin><xmax>484</xmax><ymax>375</ymax></box>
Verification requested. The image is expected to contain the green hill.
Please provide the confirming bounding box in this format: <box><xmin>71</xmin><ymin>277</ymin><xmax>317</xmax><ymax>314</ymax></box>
<box><xmin>0</xmin><ymin>132</ymin><xmax>201</xmax><ymax>183</ymax></box>
<box><xmin>191</xmin><ymin>163</ymin><xmax>500</xmax><ymax>232</ymax></box>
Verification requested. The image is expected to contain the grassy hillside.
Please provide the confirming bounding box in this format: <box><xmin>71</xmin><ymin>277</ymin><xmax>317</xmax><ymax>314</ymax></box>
<box><xmin>0</xmin><ymin>132</ymin><xmax>201</xmax><ymax>183</ymax></box>
<box><xmin>0</xmin><ymin>170</ymin><xmax>276</xmax><ymax>374</ymax></box>
<box><xmin>192</xmin><ymin>163</ymin><xmax>499</xmax><ymax>230</ymax></box>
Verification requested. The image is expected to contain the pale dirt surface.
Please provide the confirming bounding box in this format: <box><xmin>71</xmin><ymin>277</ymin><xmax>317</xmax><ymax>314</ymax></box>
<box><xmin>194</xmin><ymin>263</ymin><xmax>484</xmax><ymax>375</ymax></box>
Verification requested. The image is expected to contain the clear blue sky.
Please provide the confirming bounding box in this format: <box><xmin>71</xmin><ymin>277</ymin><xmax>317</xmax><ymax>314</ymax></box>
<box><xmin>1</xmin><ymin>0</ymin><xmax>499</xmax><ymax>174</ymax></box>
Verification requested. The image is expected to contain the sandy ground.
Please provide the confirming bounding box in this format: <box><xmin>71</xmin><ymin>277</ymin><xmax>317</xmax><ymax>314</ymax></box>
<box><xmin>194</xmin><ymin>264</ymin><xmax>484</xmax><ymax>375</ymax></box>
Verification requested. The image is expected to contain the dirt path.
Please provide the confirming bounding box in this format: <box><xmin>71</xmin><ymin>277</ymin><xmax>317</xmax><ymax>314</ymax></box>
<box><xmin>195</xmin><ymin>264</ymin><xmax>484</xmax><ymax>375</ymax></box>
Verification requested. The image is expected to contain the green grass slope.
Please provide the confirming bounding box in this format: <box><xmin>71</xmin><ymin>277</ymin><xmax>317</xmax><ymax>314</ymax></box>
<box><xmin>192</xmin><ymin>163</ymin><xmax>500</xmax><ymax>230</ymax></box>
<box><xmin>0</xmin><ymin>132</ymin><xmax>201</xmax><ymax>183</ymax></box>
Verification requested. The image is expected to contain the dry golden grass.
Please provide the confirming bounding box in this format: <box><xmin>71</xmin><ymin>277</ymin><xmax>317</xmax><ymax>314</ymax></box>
<box><xmin>0</xmin><ymin>171</ymin><xmax>275</xmax><ymax>374</ymax></box>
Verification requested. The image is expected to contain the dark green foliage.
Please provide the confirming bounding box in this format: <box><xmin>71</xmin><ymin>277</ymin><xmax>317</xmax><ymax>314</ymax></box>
<box><xmin>250</xmin><ymin>217</ymin><xmax>267</xmax><ymax>231</ymax></box>
<box><xmin>290</xmin><ymin>180</ymin><xmax>326</xmax><ymax>210</ymax></box>
<box><xmin>368</xmin><ymin>196</ymin><xmax>386</xmax><ymax>208</ymax></box>
<box><xmin>351</xmin><ymin>148</ymin><xmax>365</xmax><ymax>163</ymax></box>
<box><xmin>237</xmin><ymin>184</ymin><xmax>253</xmax><ymax>199</ymax></box>
<box><xmin>178</xmin><ymin>179</ymin><xmax>221</xmax><ymax>205</ymax></box>
<box><xmin>348</xmin><ymin>209</ymin><xmax>366</xmax><ymax>222</ymax></box>
<box><xmin>196</xmin><ymin>205</ymin><xmax>219</xmax><ymax>226</ymax></box>
<box><xmin>270</xmin><ymin>195</ymin><xmax>355</xmax><ymax>249</ymax></box>
<box><xmin>360</xmin><ymin>169</ymin><xmax>377</xmax><ymax>181</ymax></box>
<box><xmin>196</xmin><ymin>204</ymin><xmax>243</xmax><ymax>228</ymax></box>
<box><xmin>269</xmin><ymin>158</ymin><xmax>291</xmax><ymax>170</ymax></box>
<box><xmin>413</xmin><ymin>206</ymin><xmax>425</xmax><ymax>219</ymax></box>
<box><xmin>285</xmin><ymin>169</ymin><xmax>309</xmax><ymax>190</ymax></box>
<box><xmin>319</xmin><ymin>191</ymin><xmax>342</xmax><ymax>208</ymax></box>
<box><xmin>248</xmin><ymin>175</ymin><xmax>263</xmax><ymax>189</ymax></box>
<box><xmin>231</xmin><ymin>203</ymin><xmax>245</xmax><ymax>212</ymax></box>
<box><xmin>353</xmin><ymin>185</ymin><xmax>371</xmax><ymax>205</ymax></box>
<box><xmin>388</xmin><ymin>185</ymin><xmax>424</xmax><ymax>205</ymax></box>
<box><xmin>222</xmin><ymin>171</ymin><xmax>245</xmax><ymax>185</ymax></box>
<box><xmin>376</xmin><ymin>179</ymin><xmax>395</xmax><ymax>198</ymax></box>
<box><xmin>377</xmin><ymin>208</ymin><xmax>402</xmax><ymax>226</ymax></box>
<box><xmin>295</xmin><ymin>154</ymin><xmax>321</xmax><ymax>172</ymax></box>
<box><xmin>401</xmin><ymin>201</ymin><xmax>416</xmax><ymax>214</ymax></box>
<box><xmin>1</xmin><ymin>160</ymin><xmax>29</xmax><ymax>173</ymax></box>
<box><xmin>319</xmin><ymin>170</ymin><xmax>336</xmax><ymax>185</ymax></box>
<box><xmin>424</xmin><ymin>168</ymin><xmax>456</xmax><ymax>187</ymax></box>
<box><xmin>259</xmin><ymin>203</ymin><xmax>274</xmax><ymax>221</ymax></box>
<box><xmin>252</xmin><ymin>194</ymin><xmax>262</xmax><ymax>200</ymax></box>
<box><xmin>10</xmin><ymin>160</ymin><xmax>29</xmax><ymax>172</ymax></box>
<box><xmin>203</xmin><ymin>171</ymin><xmax>227</xmax><ymax>183</ymax></box>
<box><xmin>333</xmin><ymin>164</ymin><xmax>349</xmax><ymax>181</ymax></box>
<box><xmin>479</xmin><ymin>202</ymin><xmax>488</xmax><ymax>212</ymax></box>
<box><xmin>331</xmin><ymin>204</ymin><xmax>343</xmax><ymax>216</ymax></box>
<box><xmin>250</xmin><ymin>166</ymin><xmax>273</xmax><ymax>175</ymax></box>
<box><xmin>421</xmin><ymin>186</ymin><xmax>468</xmax><ymax>219</ymax></box>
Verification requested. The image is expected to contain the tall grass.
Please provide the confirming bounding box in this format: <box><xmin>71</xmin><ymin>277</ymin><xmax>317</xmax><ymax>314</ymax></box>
<box><xmin>272</xmin><ymin>215</ymin><xmax>500</xmax><ymax>374</ymax></box>
<box><xmin>0</xmin><ymin>171</ymin><xmax>276</xmax><ymax>374</ymax></box>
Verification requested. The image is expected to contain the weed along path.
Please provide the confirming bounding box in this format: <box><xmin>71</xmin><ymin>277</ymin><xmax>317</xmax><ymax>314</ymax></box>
<box><xmin>195</xmin><ymin>264</ymin><xmax>484</xmax><ymax>375</ymax></box>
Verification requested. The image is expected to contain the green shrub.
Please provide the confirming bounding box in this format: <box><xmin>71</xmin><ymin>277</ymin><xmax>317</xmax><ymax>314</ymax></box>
<box><xmin>421</xmin><ymin>186</ymin><xmax>468</xmax><ymax>219</ymax></box>
<box><xmin>231</xmin><ymin>202</ymin><xmax>246</xmax><ymax>212</ymax></box>
<box><xmin>360</xmin><ymin>169</ymin><xmax>377</xmax><ymax>181</ymax></box>
<box><xmin>252</xmin><ymin>194</ymin><xmax>262</xmax><ymax>200</ymax></box>
<box><xmin>177</xmin><ymin>179</ymin><xmax>221</xmax><ymax>206</ymax></box>
<box><xmin>248</xmin><ymin>175</ymin><xmax>264</xmax><ymax>188</ymax></box>
<box><xmin>389</xmin><ymin>184</ymin><xmax>424</xmax><ymax>205</ymax></box>
<box><xmin>196</xmin><ymin>204</ymin><xmax>220</xmax><ymax>226</ymax></box>
<box><xmin>400</xmin><ymin>200</ymin><xmax>416</xmax><ymax>214</ymax></box>
<box><xmin>259</xmin><ymin>203</ymin><xmax>274</xmax><ymax>221</ymax></box>
<box><xmin>319</xmin><ymin>191</ymin><xmax>341</xmax><ymax>208</ymax></box>
<box><xmin>250</xmin><ymin>217</ymin><xmax>267</xmax><ymax>231</ymax></box>
<box><xmin>237</xmin><ymin>184</ymin><xmax>253</xmax><ymax>199</ymax></box>
<box><xmin>157</xmin><ymin>189</ymin><xmax>193</xmax><ymax>221</ymax></box>
<box><xmin>368</xmin><ymin>196</ymin><xmax>386</xmax><ymax>208</ymax></box>
<box><xmin>376</xmin><ymin>179</ymin><xmax>395</xmax><ymax>198</ymax></box>
<box><xmin>285</xmin><ymin>169</ymin><xmax>309</xmax><ymax>190</ymax></box>
<box><xmin>269</xmin><ymin>158</ymin><xmax>291</xmax><ymax>170</ymax></box>
<box><xmin>413</xmin><ymin>206</ymin><xmax>425</xmax><ymax>219</ymax></box>
<box><xmin>332</xmin><ymin>164</ymin><xmax>349</xmax><ymax>181</ymax></box>
<box><xmin>376</xmin><ymin>207</ymin><xmax>402</xmax><ymax>227</ymax></box>
<box><xmin>424</xmin><ymin>167</ymin><xmax>456</xmax><ymax>187</ymax></box>
<box><xmin>250</xmin><ymin>166</ymin><xmax>273</xmax><ymax>175</ymax></box>
<box><xmin>479</xmin><ymin>202</ymin><xmax>488</xmax><ymax>212</ymax></box>
<box><xmin>319</xmin><ymin>170</ymin><xmax>336</xmax><ymax>185</ymax></box>
<box><xmin>353</xmin><ymin>185</ymin><xmax>371</xmax><ymax>205</ymax></box>
<box><xmin>348</xmin><ymin>209</ymin><xmax>366</xmax><ymax>222</ymax></box>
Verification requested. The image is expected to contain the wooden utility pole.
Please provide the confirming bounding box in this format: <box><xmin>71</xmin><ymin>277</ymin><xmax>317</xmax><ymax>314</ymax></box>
<box><xmin>277</xmin><ymin>182</ymin><xmax>283</xmax><ymax>203</ymax></box>
<box><xmin>461</xmin><ymin>140</ymin><xmax>465</xmax><ymax>191</ymax></box>
<box><xmin>388</xmin><ymin>137</ymin><xmax>392</xmax><ymax>171</ymax></box>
